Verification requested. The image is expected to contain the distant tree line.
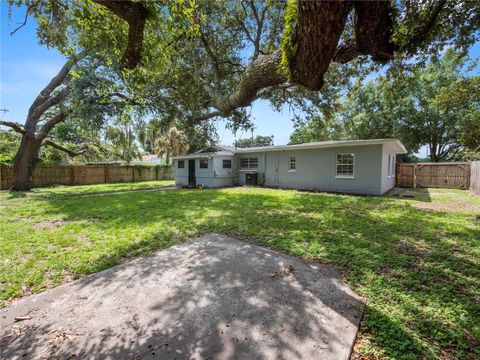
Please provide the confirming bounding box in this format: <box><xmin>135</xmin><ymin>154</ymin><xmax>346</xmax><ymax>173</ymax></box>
<box><xmin>290</xmin><ymin>50</ymin><xmax>480</xmax><ymax>162</ymax></box>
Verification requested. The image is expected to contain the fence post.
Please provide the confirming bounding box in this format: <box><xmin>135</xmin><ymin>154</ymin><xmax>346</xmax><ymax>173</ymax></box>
<box><xmin>395</xmin><ymin>163</ymin><xmax>399</xmax><ymax>187</ymax></box>
<box><xmin>132</xmin><ymin>166</ymin><xmax>135</xmax><ymax>183</ymax></box>
<box><xmin>70</xmin><ymin>166</ymin><xmax>75</xmax><ymax>185</ymax></box>
<box><xmin>105</xmin><ymin>166</ymin><xmax>109</xmax><ymax>184</ymax></box>
<box><xmin>413</xmin><ymin>164</ymin><xmax>417</xmax><ymax>188</ymax></box>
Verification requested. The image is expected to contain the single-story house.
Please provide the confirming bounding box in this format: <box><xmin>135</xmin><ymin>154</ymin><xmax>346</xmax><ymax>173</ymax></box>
<box><xmin>172</xmin><ymin>139</ymin><xmax>407</xmax><ymax>195</ymax></box>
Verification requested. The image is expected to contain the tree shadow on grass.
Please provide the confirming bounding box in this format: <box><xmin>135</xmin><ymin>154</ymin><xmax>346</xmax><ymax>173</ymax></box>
<box><xmin>2</xmin><ymin>234</ymin><xmax>365</xmax><ymax>359</ymax></box>
<box><xmin>6</xmin><ymin>188</ymin><xmax>479</xmax><ymax>359</ymax></box>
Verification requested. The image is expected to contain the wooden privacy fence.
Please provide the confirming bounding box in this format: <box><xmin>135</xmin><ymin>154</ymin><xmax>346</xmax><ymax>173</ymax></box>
<box><xmin>396</xmin><ymin>162</ymin><xmax>471</xmax><ymax>189</ymax></box>
<box><xmin>471</xmin><ymin>161</ymin><xmax>480</xmax><ymax>195</ymax></box>
<box><xmin>0</xmin><ymin>165</ymin><xmax>173</xmax><ymax>190</ymax></box>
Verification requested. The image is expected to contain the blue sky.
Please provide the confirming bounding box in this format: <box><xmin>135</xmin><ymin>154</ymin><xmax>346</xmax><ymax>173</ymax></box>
<box><xmin>1</xmin><ymin>3</ymin><xmax>479</xmax><ymax>152</ymax></box>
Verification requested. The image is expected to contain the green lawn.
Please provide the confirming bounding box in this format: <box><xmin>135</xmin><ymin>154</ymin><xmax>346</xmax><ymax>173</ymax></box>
<box><xmin>1</xmin><ymin>184</ymin><xmax>479</xmax><ymax>359</ymax></box>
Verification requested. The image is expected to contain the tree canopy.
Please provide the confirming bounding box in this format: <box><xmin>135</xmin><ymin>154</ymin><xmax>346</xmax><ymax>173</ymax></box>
<box><xmin>3</xmin><ymin>0</ymin><xmax>480</xmax><ymax>188</ymax></box>
<box><xmin>235</xmin><ymin>135</ymin><xmax>274</xmax><ymax>148</ymax></box>
<box><xmin>291</xmin><ymin>50</ymin><xmax>480</xmax><ymax>161</ymax></box>
<box><xmin>8</xmin><ymin>0</ymin><xmax>480</xmax><ymax>127</ymax></box>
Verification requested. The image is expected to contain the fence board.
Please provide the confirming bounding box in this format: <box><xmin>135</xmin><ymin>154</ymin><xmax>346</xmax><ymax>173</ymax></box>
<box><xmin>471</xmin><ymin>161</ymin><xmax>480</xmax><ymax>195</ymax></box>
<box><xmin>0</xmin><ymin>165</ymin><xmax>173</xmax><ymax>190</ymax></box>
<box><xmin>396</xmin><ymin>162</ymin><xmax>470</xmax><ymax>189</ymax></box>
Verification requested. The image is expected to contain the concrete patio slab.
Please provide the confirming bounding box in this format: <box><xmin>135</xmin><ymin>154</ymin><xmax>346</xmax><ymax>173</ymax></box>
<box><xmin>1</xmin><ymin>233</ymin><xmax>363</xmax><ymax>360</ymax></box>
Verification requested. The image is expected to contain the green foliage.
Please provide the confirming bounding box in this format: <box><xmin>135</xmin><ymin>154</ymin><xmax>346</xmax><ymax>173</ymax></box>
<box><xmin>0</xmin><ymin>130</ymin><xmax>21</xmax><ymax>165</ymax></box>
<box><xmin>235</xmin><ymin>135</ymin><xmax>274</xmax><ymax>148</ymax></box>
<box><xmin>280</xmin><ymin>0</ymin><xmax>298</xmax><ymax>77</ymax></box>
<box><xmin>291</xmin><ymin>50</ymin><xmax>480</xmax><ymax>161</ymax></box>
<box><xmin>289</xmin><ymin>116</ymin><xmax>344</xmax><ymax>144</ymax></box>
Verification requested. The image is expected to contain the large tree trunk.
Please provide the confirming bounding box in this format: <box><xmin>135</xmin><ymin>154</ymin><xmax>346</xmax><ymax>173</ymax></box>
<box><xmin>12</xmin><ymin>135</ymin><xmax>42</xmax><ymax>191</ymax></box>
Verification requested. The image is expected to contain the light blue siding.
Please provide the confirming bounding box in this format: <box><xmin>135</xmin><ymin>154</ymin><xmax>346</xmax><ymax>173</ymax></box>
<box><xmin>174</xmin><ymin>143</ymin><xmax>397</xmax><ymax>194</ymax></box>
<box><xmin>236</xmin><ymin>152</ymin><xmax>265</xmax><ymax>185</ymax></box>
<box><xmin>264</xmin><ymin>145</ymin><xmax>383</xmax><ymax>195</ymax></box>
<box><xmin>174</xmin><ymin>159</ymin><xmax>189</xmax><ymax>186</ymax></box>
<box><xmin>380</xmin><ymin>144</ymin><xmax>397</xmax><ymax>194</ymax></box>
<box><xmin>174</xmin><ymin>156</ymin><xmax>235</xmax><ymax>188</ymax></box>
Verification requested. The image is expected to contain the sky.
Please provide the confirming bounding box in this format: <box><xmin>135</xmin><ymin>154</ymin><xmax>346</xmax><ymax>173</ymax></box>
<box><xmin>1</xmin><ymin>3</ymin><xmax>479</xmax><ymax>154</ymax></box>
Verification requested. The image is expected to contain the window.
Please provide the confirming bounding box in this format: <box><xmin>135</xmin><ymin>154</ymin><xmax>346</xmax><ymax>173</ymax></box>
<box><xmin>388</xmin><ymin>155</ymin><xmax>396</xmax><ymax>177</ymax></box>
<box><xmin>199</xmin><ymin>159</ymin><xmax>208</xmax><ymax>168</ymax></box>
<box><xmin>240</xmin><ymin>158</ymin><xmax>258</xmax><ymax>169</ymax></box>
<box><xmin>178</xmin><ymin>160</ymin><xmax>185</xmax><ymax>169</ymax></box>
<box><xmin>336</xmin><ymin>153</ymin><xmax>354</xmax><ymax>177</ymax></box>
<box><xmin>288</xmin><ymin>155</ymin><xmax>296</xmax><ymax>171</ymax></box>
<box><xmin>222</xmin><ymin>159</ymin><xmax>232</xmax><ymax>168</ymax></box>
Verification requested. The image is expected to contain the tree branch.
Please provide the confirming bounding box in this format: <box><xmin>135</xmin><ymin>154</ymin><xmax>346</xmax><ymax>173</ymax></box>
<box><xmin>10</xmin><ymin>2</ymin><xmax>38</xmax><ymax>35</ymax></box>
<box><xmin>334</xmin><ymin>1</ymin><xmax>395</xmax><ymax>64</ymax></box>
<box><xmin>31</xmin><ymin>87</ymin><xmax>70</xmax><ymax>122</ymax></box>
<box><xmin>92</xmin><ymin>0</ymin><xmax>150</xmax><ymax>69</ymax></box>
<box><xmin>212</xmin><ymin>50</ymin><xmax>287</xmax><ymax>116</ymax></box>
<box><xmin>0</xmin><ymin>121</ymin><xmax>26</xmax><ymax>135</ymax></box>
<box><xmin>199</xmin><ymin>32</ymin><xmax>223</xmax><ymax>93</ymax></box>
<box><xmin>189</xmin><ymin>110</ymin><xmax>223</xmax><ymax>124</ymax></box>
<box><xmin>27</xmin><ymin>52</ymin><xmax>83</xmax><ymax>127</ymax></box>
<box><xmin>401</xmin><ymin>0</ymin><xmax>447</xmax><ymax>53</ymax></box>
<box><xmin>37</xmin><ymin>110</ymin><xmax>70</xmax><ymax>140</ymax></box>
<box><xmin>42</xmin><ymin>140</ymin><xmax>86</xmax><ymax>157</ymax></box>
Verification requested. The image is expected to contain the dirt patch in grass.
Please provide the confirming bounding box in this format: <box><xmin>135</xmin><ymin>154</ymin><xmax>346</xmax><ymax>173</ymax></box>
<box><xmin>411</xmin><ymin>201</ymin><xmax>480</xmax><ymax>213</ymax></box>
<box><xmin>33</xmin><ymin>219</ymin><xmax>67</xmax><ymax>230</ymax></box>
<box><xmin>397</xmin><ymin>240</ymin><xmax>429</xmax><ymax>261</ymax></box>
<box><xmin>44</xmin><ymin>269</ymin><xmax>76</xmax><ymax>288</ymax></box>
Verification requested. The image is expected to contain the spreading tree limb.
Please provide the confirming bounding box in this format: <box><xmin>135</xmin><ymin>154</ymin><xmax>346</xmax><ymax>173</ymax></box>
<box><xmin>0</xmin><ymin>121</ymin><xmax>26</xmax><ymax>135</ymax></box>
<box><xmin>42</xmin><ymin>139</ymin><xmax>86</xmax><ymax>157</ymax></box>
<box><xmin>92</xmin><ymin>0</ymin><xmax>150</xmax><ymax>69</ymax></box>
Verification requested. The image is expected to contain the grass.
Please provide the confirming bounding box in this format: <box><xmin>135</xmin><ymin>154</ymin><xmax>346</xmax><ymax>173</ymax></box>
<box><xmin>0</xmin><ymin>184</ymin><xmax>479</xmax><ymax>359</ymax></box>
<box><xmin>7</xmin><ymin>180</ymin><xmax>176</xmax><ymax>197</ymax></box>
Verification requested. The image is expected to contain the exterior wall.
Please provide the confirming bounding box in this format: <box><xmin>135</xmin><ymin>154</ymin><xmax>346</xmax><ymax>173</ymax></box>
<box><xmin>175</xmin><ymin>144</ymin><xmax>392</xmax><ymax>194</ymax></box>
<box><xmin>380</xmin><ymin>145</ymin><xmax>397</xmax><ymax>194</ymax></box>
<box><xmin>194</xmin><ymin>158</ymin><xmax>214</xmax><ymax>187</ymax></box>
<box><xmin>235</xmin><ymin>152</ymin><xmax>266</xmax><ymax>185</ymax></box>
<box><xmin>174</xmin><ymin>156</ymin><xmax>234</xmax><ymax>188</ymax></box>
<box><xmin>212</xmin><ymin>156</ymin><xmax>234</xmax><ymax>187</ymax></box>
<box><xmin>264</xmin><ymin>144</ymin><xmax>384</xmax><ymax>195</ymax></box>
<box><xmin>174</xmin><ymin>159</ymin><xmax>189</xmax><ymax>186</ymax></box>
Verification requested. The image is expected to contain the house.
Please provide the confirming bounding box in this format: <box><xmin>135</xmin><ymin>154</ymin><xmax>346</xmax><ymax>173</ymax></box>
<box><xmin>172</xmin><ymin>139</ymin><xmax>407</xmax><ymax>195</ymax></box>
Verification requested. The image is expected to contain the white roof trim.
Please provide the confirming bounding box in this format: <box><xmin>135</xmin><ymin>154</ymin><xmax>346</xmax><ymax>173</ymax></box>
<box><xmin>173</xmin><ymin>139</ymin><xmax>407</xmax><ymax>160</ymax></box>
<box><xmin>234</xmin><ymin>139</ymin><xmax>407</xmax><ymax>154</ymax></box>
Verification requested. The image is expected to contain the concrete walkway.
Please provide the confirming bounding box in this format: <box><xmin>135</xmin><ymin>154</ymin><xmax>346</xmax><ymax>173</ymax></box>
<box><xmin>1</xmin><ymin>234</ymin><xmax>363</xmax><ymax>360</ymax></box>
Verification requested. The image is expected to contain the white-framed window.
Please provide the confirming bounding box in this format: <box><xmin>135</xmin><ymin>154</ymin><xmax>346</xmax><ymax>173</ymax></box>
<box><xmin>222</xmin><ymin>159</ymin><xmax>232</xmax><ymax>168</ymax></box>
<box><xmin>240</xmin><ymin>158</ymin><xmax>258</xmax><ymax>169</ymax></box>
<box><xmin>178</xmin><ymin>160</ymin><xmax>185</xmax><ymax>169</ymax></box>
<box><xmin>388</xmin><ymin>155</ymin><xmax>396</xmax><ymax>177</ymax></box>
<box><xmin>199</xmin><ymin>159</ymin><xmax>208</xmax><ymax>168</ymax></box>
<box><xmin>288</xmin><ymin>155</ymin><xmax>296</xmax><ymax>172</ymax></box>
<box><xmin>336</xmin><ymin>153</ymin><xmax>354</xmax><ymax>178</ymax></box>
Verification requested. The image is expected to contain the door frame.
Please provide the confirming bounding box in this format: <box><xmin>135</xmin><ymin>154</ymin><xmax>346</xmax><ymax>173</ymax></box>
<box><xmin>188</xmin><ymin>159</ymin><xmax>196</xmax><ymax>187</ymax></box>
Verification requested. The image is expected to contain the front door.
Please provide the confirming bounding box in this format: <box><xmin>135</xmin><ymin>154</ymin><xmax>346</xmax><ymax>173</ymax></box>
<box><xmin>188</xmin><ymin>159</ymin><xmax>196</xmax><ymax>187</ymax></box>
